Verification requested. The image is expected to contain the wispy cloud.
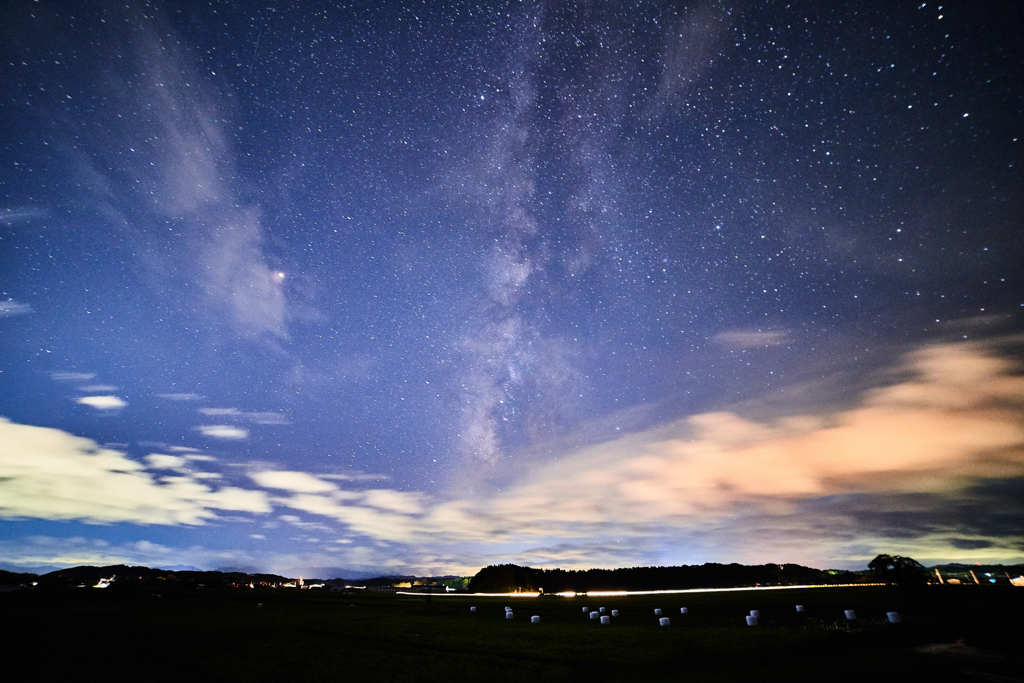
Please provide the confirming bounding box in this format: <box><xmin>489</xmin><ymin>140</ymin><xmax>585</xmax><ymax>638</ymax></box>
<box><xmin>0</xmin><ymin>299</ymin><xmax>33</xmax><ymax>318</ymax></box>
<box><xmin>644</xmin><ymin>4</ymin><xmax>730</xmax><ymax>122</ymax></box>
<box><xmin>713</xmin><ymin>328</ymin><xmax>791</xmax><ymax>349</ymax></box>
<box><xmin>198</xmin><ymin>408</ymin><xmax>289</xmax><ymax>425</ymax></box>
<box><xmin>50</xmin><ymin>372</ymin><xmax>96</xmax><ymax>382</ymax></box>
<box><xmin>156</xmin><ymin>393</ymin><xmax>203</xmax><ymax>402</ymax></box>
<box><xmin>320</xmin><ymin>472</ymin><xmax>390</xmax><ymax>482</ymax></box>
<box><xmin>76</xmin><ymin>395</ymin><xmax>127</xmax><ymax>411</ymax></box>
<box><xmin>79</xmin><ymin>384</ymin><xmax>118</xmax><ymax>392</ymax></box>
<box><xmin>66</xmin><ymin>16</ymin><xmax>292</xmax><ymax>340</ymax></box>
<box><xmin>0</xmin><ymin>207</ymin><xmax>48</xmax><ymax>226</ymax></box>
<box><xmin>195</xmin><ymin>425</ymin><xmax>249</xmax><ymax>440</ymax></box>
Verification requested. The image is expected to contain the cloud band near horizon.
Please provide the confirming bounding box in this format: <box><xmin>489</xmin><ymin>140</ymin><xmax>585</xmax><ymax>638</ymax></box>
<box><xmin>1</xmin><ymin>338</ymin><xmax>1022</xmax><ymax>574</ymax></box>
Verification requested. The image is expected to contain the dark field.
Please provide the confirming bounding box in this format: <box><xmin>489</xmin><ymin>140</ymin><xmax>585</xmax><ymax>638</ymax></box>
<box><xmin>3</xmin><ymin>585</ymin><xmax>1021</xmax><ymax>682</ymax></box>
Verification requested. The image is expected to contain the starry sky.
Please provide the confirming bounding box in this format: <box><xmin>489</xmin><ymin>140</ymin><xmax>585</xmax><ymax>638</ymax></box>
<box><xmin>1</xmin><ymin>1</ymin><xmax>1022</xmax><ymax>577</ymax></box>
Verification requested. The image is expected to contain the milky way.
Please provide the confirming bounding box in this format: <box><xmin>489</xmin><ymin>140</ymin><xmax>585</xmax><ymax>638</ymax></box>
<box><xmin>1</xmin><ymin>1</ymin><xmax>1021</xmax><ymax>576</ymax></box>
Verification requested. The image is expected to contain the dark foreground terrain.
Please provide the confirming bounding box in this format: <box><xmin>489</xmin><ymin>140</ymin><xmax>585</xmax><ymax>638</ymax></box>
<box><xmin>2</xmin><ymin>585</ymin><xmax>1020</xmax><ymax>682</ymax></box>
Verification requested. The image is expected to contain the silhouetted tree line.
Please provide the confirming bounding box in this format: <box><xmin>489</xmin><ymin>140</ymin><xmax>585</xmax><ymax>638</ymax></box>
<box><xmin>467</xmin><ymin>562</ymin><xmax>866</xmax><ymax>593</ymax></box>
<box><xmin>867</xmin><ymin>554</ymin><xmax>930</xmax><ymax>586</ymax></box>
<box><xmin>13</xmin><ymin>565</ymin><xmax>292</xmax><ymax>594</ymax></box>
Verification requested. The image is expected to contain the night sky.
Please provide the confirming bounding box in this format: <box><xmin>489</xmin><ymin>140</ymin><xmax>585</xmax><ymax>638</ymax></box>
<box><xmin>1</xmin><ymin>1</ymin><xmax>1022</xmax><ymax>577</ymax></box>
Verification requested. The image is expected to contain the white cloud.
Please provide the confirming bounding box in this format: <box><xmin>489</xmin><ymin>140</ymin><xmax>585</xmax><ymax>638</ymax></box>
<box><xmin>50</xmin><ymin>372</ymin><xmax>96</xmax><ymax>382</ymax></box>
<box><xmin>250</xmin><ymin>470</ymin><xmax>339</xmax><ymax>494</ymax></box>
<box><xmin>0</xmin><ymin>417</ymin><xmax>270</xmax><ymax>525</ymax></box>
<box><xmin>144</xmin><ymin>454</ymin><xmax>188</xmax><ymax>470</ymax></box>
<box><xmin>361</xmin><ymin>489</ymin><xmax>425</xmax><ymax>515</ymax></box>
<box><xmin>195</xmin><ymin>425</ymin><xmax>249</xmax><ymax>440</ymax></box>
<box><xmin>281</xmin><ymin>494</ymin><xmax>421</xmax><ymax>543</ymax></box>
<box><xmin>0</xmin><ymin>300</ymin><xmax>32</xmax><ymax>317</ymax></box>
<box><xmin>713</xmin><ymin>329</ymin><xmax>790</xmax><ymax>348</ymax></box>
<box><xmin>79</xmin><ymin>384</ymin><xmax>118</xmax><ymax>392</ymax></box>
<box><xmin>277</xmin><ymin>514</ymin><xmax>331</xmax><ymax>531</ymax></box>
<box><xmin>77</xmin><ymin>395</ymin><xmax>128</xmax><ymax>410</ymax></box>
<box><xmin>156</xmin><ymin>393</ymin><xmax>203</xmax><ymax>401</ymax></box>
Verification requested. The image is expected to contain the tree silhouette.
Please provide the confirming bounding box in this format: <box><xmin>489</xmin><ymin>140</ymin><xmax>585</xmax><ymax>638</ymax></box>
<box><xmin>868</xmin><ymin>554</ymin><xmax>929</xmax><ymax>586</ymax></box>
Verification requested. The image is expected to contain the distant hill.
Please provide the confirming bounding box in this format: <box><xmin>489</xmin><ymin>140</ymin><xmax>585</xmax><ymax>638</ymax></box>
<box><xmin>4</xmin><ymin>560</ymin><xmax>1019</xmax><ymax>594</ymax></box>
<box><xmin>7</xmin><ymin>564</ymin><xmax>292</xmax><ymax>592</ymax></box>
<box><xmin>467</xmin><ymin>563</ymin><xmax>870</xmax><ymax>593</ymax></box>
<box><xmin>0</xmin><ymin>569</ymin><xmax>39</xmax><ymax>586</ymax></box>
<box><xmin>0</xmin><ymin>564</ymin><xmax>470</xmax><ymax>593</ymax></box>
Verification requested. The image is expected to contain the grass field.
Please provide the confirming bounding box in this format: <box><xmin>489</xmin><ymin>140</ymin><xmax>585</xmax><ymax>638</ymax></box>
<box><xmin>3</xmin><ymin>585</ymin><xmax>1021</xmax><ymax>682</ymax></box>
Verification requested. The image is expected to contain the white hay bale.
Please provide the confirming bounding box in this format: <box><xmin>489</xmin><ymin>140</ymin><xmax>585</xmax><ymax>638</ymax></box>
<box><xmin>886</xmin><ymin>611</ymin><xmax>902</xmax><ymax>624</ymax></box>
<box><xmin>749</xmin><ymin>609</ymin><xmax>760</xmax><ymax>618</ymax></box>
<box><xmin>600</xmin><ymin>615</ymin><xmax>610</xmax><ymax>625</ymax></box>
<box><xmin>658</xmin><ymin>617</ymin><xmax>671</xmax><ymax>627</ymax></box>
<box><xmin>582</xmin><ymin>606</ymin><xmax>589</xmax><ymax>613</ymax></box>
<box><xmin>531</xmin><ymin>615</ymin><xmax>541</xmax><ymax>624</ymax></box>
<box><xmin>589</xmin><ymin>611</ymin><xmax>599</xmax><ymax>620</ymax></box>
<box><xmin>599</xmin><ymin>606</ymin><xmax>606</xmax><ymax>614</ymax></box>
<box><xmin>844</xmin><ymin>609</ymin><xmax>856</xmax><ymax>621</ymax></box>
<box><xmin>795</xmin><ymin>604</ymin><xmax>805</xmax><ymax>613</ymax></box>
<box><xmin>745</xmin><ymin>615</ymin><xmax>759</xmax><ymax>626</ymax></box>
<box><xmin>470</xmin><ymin>606</ymin><xmax>477</xmax><ymax>613</ymax></box>
<box><xmin>653</xmin><ymin>608</ymin><xmax>662</xmax><ymax>616</ymax></box>
<box><xmin>611</xmin><ymin>609</ymin><xmax>620</xmax><ymax>617</ymax></box>
<box><xmin>679</xmin><ymin>607</ymin><xmax>688</xmax><ymax>615</ymax></box>
<box><xmin>505</xmin><ymin>611</ymin><xmax>514</xmax><ymax>620</ymax></box>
